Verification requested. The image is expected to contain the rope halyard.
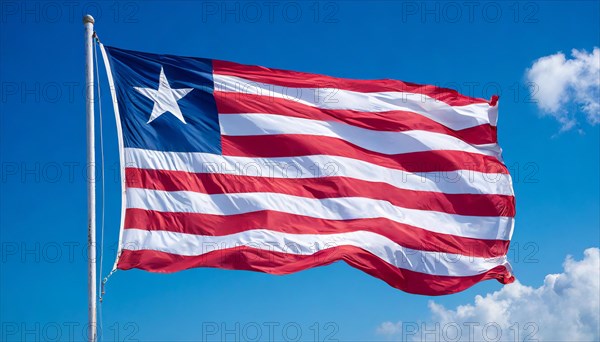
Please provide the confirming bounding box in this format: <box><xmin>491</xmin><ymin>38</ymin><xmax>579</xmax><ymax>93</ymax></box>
<box><xmin>92</xmin><ymin>31</ymin><xmax>118</xmax><ymax>303</ymax></box>
<box><xmin>92</xmin><ymin>33</ymin><xmax>112</xmax><ymax>342</ymax></box>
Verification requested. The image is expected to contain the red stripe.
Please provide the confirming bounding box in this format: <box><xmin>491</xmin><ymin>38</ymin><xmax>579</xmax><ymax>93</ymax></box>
<box><xmin>213</xmin><ymin>60</ymin><xmax>492</xmax><ymax>107</ymax></box>
<box><xmin>124</xmin><ymin>208</ymin><xmax>510</xmax><ymax>258</ymax></box>
<box><xmin>215</xmin><ymin>92</ymin><xmax>497</xmax><ymax>145</ymax></box>
<box><xmin>117</xmin><ymin>247</ymin><xmax>514</xmax><ymax>295</ymax></box>
<box><xmin>221</xmin><ymin>135</ymin><xmax>509</xmax><ymax>174</ymax></box>
<box><xmin>126</xmin><ymin>168</ymin><xmax>515</xmax><ymax>217</ymax></box>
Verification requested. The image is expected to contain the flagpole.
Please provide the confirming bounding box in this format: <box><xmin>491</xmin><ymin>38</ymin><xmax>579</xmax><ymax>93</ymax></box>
<box><xmin>83</xmin><ymin>14</ymin><xmax>97</xmax><ymax>342</ymax></box>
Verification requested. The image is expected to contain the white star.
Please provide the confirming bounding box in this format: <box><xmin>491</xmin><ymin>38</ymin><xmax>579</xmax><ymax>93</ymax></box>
<box><xmin>134</xmin><ymin>67</ymin><xmax>193</xmax><ymax>124</ymax></box>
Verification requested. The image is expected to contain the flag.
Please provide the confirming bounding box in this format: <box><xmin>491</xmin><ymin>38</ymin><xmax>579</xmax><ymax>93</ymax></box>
<box><xmin>100</xmin><ymin>45</ymin><xmax>515</xmax><ymax>295</ymax></box>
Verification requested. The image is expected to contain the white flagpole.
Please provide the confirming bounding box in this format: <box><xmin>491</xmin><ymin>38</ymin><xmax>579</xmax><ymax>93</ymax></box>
<box><xmin>83</xmin><ymin>14</ymin><xmax>97</xmax><ymax>342</ymax></box>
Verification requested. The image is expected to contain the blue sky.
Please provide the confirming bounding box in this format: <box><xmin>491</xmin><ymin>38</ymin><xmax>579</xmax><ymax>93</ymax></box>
<box><xmin>1</xmin><ymin>1</ymin><xmax>599</xmax><ymax>341</ymax></box>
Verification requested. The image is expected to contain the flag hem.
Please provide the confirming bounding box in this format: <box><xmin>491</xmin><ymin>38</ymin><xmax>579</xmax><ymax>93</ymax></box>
<box><xmin>98</xmin><ymin>42</ymin><xmax>126</xmax><ymax>272</ymax></box>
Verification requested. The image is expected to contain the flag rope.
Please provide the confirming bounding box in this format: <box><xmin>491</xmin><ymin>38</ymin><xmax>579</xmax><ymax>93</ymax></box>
<box><xmin>93</xmin><ymin>31</ymin><xmax>121</xmax><ymax>339</ymax></box>
<box><xmin>95</xmin><ymin>34</ymin><xmax>120</xmax><ymax>294</ymax></box>
<box><xmin>97</xmin><ymin>41</ymin><xmax>126</xmax><ymax>278</ymax></box>
<box><xmin>92</xmin><ymin>33</ymin><xmax>105</xmax><ymax>341</ymax></box>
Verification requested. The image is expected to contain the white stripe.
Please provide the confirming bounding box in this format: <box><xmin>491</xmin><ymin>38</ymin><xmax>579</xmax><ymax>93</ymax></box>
<box><xmin>121</xmin><ymin>228</ymin><xmax>510</xmax><ymax>277</ymax></box>
<box><xmin>124</xmin><ymin>148</ymin><xmax>515</xmax><ymax>196</ymax></box>
<box><xmin>219</xmin><ymin>113</ymin><xmax>502</xmax><ymax>158</ymax></box>
<box><xmin>126</xmin><ymin>188</ymin><xmax>514</xmax><ymax>240</ymax></box>
<box><xmin>213</xmin><ymin>74</ymin><xmax>497</xmax><ymax>130</ymax></box>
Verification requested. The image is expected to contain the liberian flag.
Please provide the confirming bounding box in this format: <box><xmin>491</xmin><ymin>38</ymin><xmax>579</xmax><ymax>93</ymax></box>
<box><xmin>100</xmin><ymin>45</ymin><xmax>515</xmax><ymax>295</ymax></box>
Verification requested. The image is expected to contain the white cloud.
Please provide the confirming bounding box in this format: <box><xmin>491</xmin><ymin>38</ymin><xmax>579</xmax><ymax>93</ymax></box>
<box><xmin>526</xmin><ymin>48</ymin><xmax>600</xmax><ymax>131</ymax></box>
<box><xmin>376</xmin><ymin>248</ymin><xmax>600</xmax><ymax>341</ymax></box>
<box><xmin>376</xmin><ymin>321</ymin><xmax>402</xmax><ymax>336</ymax></box>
